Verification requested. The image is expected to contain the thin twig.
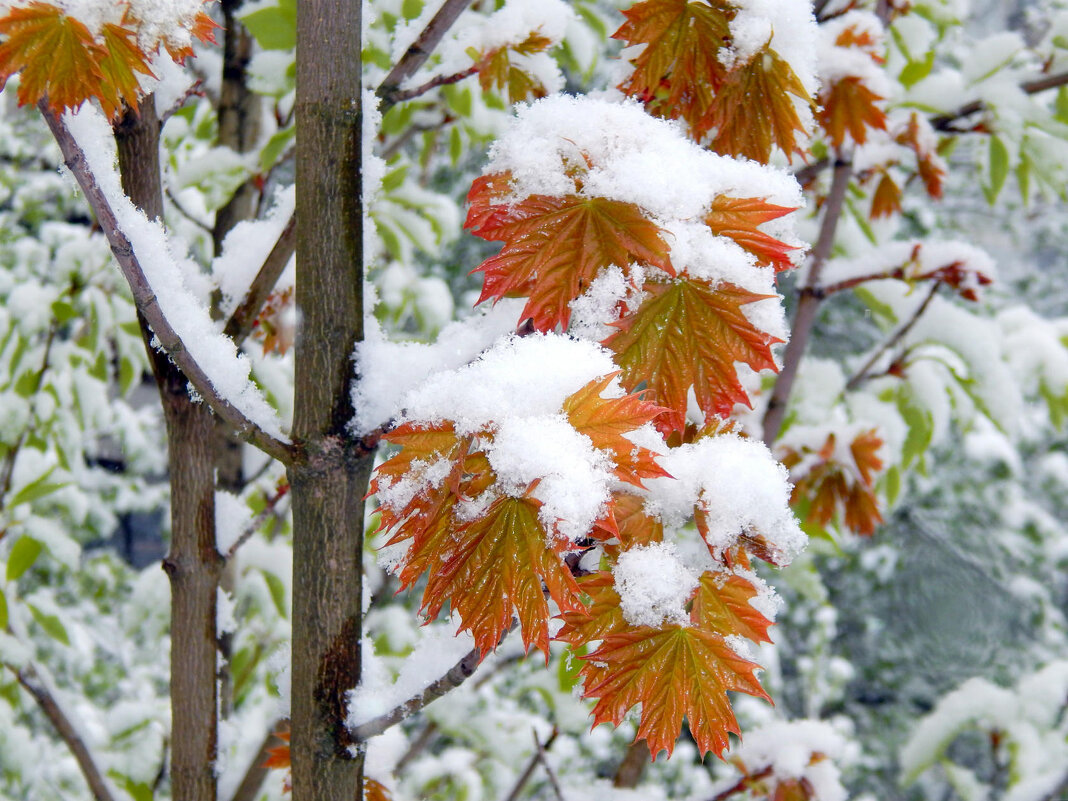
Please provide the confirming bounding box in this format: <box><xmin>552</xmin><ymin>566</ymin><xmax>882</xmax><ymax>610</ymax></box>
<box><xmin>931</xmin><ymin>70</ymin><xmax>1068</xmax><ymax>131</ymax></box>
<box><xmin>393</xmin><ymin>721</ymin><xmax>438</xmax><ymax>775</ymax></box>
<box><xmin>818</xmin><ymin>267</ymin><xmax>907</xmax><ymax>297</ymax></box>
<box><xmin>39</xmin><ymin>104</ymin><xmax>294</xmax><ymax>465</ymax></box>
<box><xmin>762</xmin><ymin>160</ymin><xmax>853</xmax><ymax>445</ymax></box>
<box><xmin>843</xmin><ymin>280</ymin><xmax>941</xmax><ymax>392</ymax></box>
<box><xmin>165</xmin><ymin>187</ymin><xmax>213</xmax><ymax>234</ymax></box>
<box><xmin>11</xmin><ymin>662</ymin><xmax>118</xmax><ymax>801</ymax></box>
<box><xmin>224</xmin><ymin>483</ymin><xmax>291</xmax><ymax>561</ymax></box>
<box><xmin>793</xmin><ymin>156</ymin><xmax>830</xmax><ymax>186</ymax></box>
<box><xmin>502</xmin><ymin>729</ymin><xmax>559</xmax><ymax>801</ymax></box>
<box><xmin>388</xmin><ymin>64</ymin><xmax>480</xmax><ymax>106</ymax></box>
<box><xmin>159</xmin><ymin>79</ymin><xmax>204</xmax><ymax>125</ymax></box>
<box><xmin>222</xmin><ymin>211</ymin><xmax>297</xmax><ymax>347</ymax></box>
<box><xmin>380</xmin><ymin>114</ymin><xmax>457</xmax><ymax>160</ymax></box>
<box><xmin>226</xmin><ymin>720</ymin><xmax>287</xmax><ymax>801</ymax></box>
<box><xmin>377</xmin><ymin>0</ymin><xmax>476</xmax><ymax>113</ymax></box>
<box><xmin>533</xmin><ymin>728</ymin><xmax>565</xmax><ymax>801</ymax></box>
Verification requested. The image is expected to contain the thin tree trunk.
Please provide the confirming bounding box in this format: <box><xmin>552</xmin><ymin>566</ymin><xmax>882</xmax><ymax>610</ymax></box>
<box><xmin>114</xmin><ymin>102</ymin><xmax>220</xmax><ymax>801</ymax></box>
<box><xmin>290</xmin><ymin>2</ymin><xmax>369</xmax><ymax>799</ymax></box>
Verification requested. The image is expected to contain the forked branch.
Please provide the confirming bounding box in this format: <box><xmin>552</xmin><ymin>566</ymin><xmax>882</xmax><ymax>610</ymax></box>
<box><xmin>223</xmin><ymin>211</ymin><xmax>297</xmax><ymax>346</ymax></box>
<box><xmin>40</xmin><ymin>104</ymin><xmax>294</xmax><ymax>465</ymax></box>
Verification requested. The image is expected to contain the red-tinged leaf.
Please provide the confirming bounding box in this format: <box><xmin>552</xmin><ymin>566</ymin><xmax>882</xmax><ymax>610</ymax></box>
<box><xmin>897</xmin><ymin>112</ymin><xmax>945</xmax><ymax>199</ymax></box>
<box><xmin>0</xmin><ymin>3</ymin><xmax>105</xmax><ymax>113</ymax></box>
<box><xmin>692</xmin><ymin>570</ymin><xmax>773</xmax><ymax>644</ymax></box>
<box><xmin>705</xmin><ymin>195</ymin><xmax>800</xmax><ymax>272</ymax></box>
<box><xmin>465</xmin><ymin>172</ymin><xmax>525</xmax><ymax>236</ymax></box>
<box><xmin>850</xmin><ymin>428</ymin><xmax>884</xmax><ymax>485</ymax></box>
<box><xmin>835</xmin><ymin>24</ymin><xmax>882</xmax><ymax>57</ymax></box>
<box><xmin>190</xmin><ymin>10</ymin><xmax>220</xmax><ymax>45</ymax></box>
<box><xmin>613</xmin><ymin>0</ymin><xmax>732</xmax><ymax>139</ymax></box>
<box><xmin>424</xmin><ymin>494</ymin><xmax>584</xmax><ymax>657</ymax></box>
<box><xmin>95</xmin><ymin>22</ymin><xmax>154</xmax><ymax>119</ymax></box>
<box><xmin>556</xmin><ymin>571</ymin><xmax>628</xmax><ymax>645</ymax></box>
<box><xmin>774</xmin><ymin>778</ymin><xmax>816</xmax><ymax>801</ymax></box>
<box><xmin>705</xmin><ymin>46</ymin><xmax>812</xmax><ymax>163</ymax></box>
<box><xmin>870</xmin><ymin>172</ymin><xmax>902</xmax><ymax>219</ymax></box>
<box><xmin>477</xmin><ymin>46</ymin><xmax>548</xmax><ymax>104</ymax></box>
<box><xmin>818</xmin><ymin>76</ymin><xmax>887</xmax><ymax>149</ymax></box>
<box><xmin>471</xmin><ymin>195</ymin><xmax>674</xmax><ymax>331</ymax></box>
<box><xmin>365</xmin><ymin>778</ymin><xmax>394</xmax><ymax>801</ymax></box>
<box><xmin>372</xmin><ymin>421</ymin><xmax>462</xmax><ymax>485</ymax></box>
<box><xmin>612</xmin><ymin>492</ymin><xmax>664</xmax><ymax>549</ymax></box>
<box><xmin>843</xmin><ymin>483</ymin><xmax>882</xmax><ymax>536</ymax></box>
<box><xmin>582</xmin><ymin>623</ymin><xmax>769</xmax><ymax>759</ymax></box>
<box><xmin>563</xmin><ymin>374</ymin><xmax>670</xmax><ymax>487</ymax></box>
<box><xmin>605</xmin><ymin>279</ymin><xmax>781</xmax><ymax>434</ymax></box>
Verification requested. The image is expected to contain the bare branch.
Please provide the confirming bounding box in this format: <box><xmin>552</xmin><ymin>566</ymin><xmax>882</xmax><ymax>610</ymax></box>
<box><xmin>818</xmin><ymin>267</ymin><xmax>907</xmax><ymax>297</ymax></box>
<box><xmin>159</xmin><ymin>79</ymin><xmax>204</xmax><ymax>126</ymax></box>
<box><xmin>165</xmin><ymin>187</ymin><xmax>213</xmax><ymax>234</ymax></box>
<box><xmin>222</xmin><ymin>211</ymin><xmax>297</xmax><ymax>347</ymax></box>
<box><xmin>533</xmin><ymin>728</ymin><xmax>565</xmax><ymax>801</ymax></box>
<box><xmin>931</xmin><ymin>70</ymin><xmax>1068</xmax><ymax>131</ymax></box>
<box><xmin>502</xmin><ymin>729</ymin><xmax>559</xmax><ymax>801</ymax></box>
<box><xmin>39</xmin><ymin>104</ymin><xmax>294</xmax><ymax>465</ymax></box>
<box><xmin>351</xmin><ymin>643</ymin><xmax>485</xmax><ymax>741</ymax></box>
<box><xmin>11</xmin><ymin>662</ymin><xmax>118</xmax><ymax>801</ymax></box>
<box><xmin>762</xmin><ymin>160</ymin><xmax>853</xmax><ymax>445</ymax></box>
<box><xmin>387</xmin><ymin>64</ymin><xmax>480</xmax><ymax>107</ymax></box>
<box><xmin>793</xmin><ymin>156</ymin><xmax>830</xmax><ymax>186</ymax></box>
<box><xmin>224</xmin><ymin>483</ymin><xmax>291</xmax><ymax>561</ymax></box>
<box><xmin>843</xmin><ymin>280</ymin><xmax>941</xmax><ymax>392</ymax></box>
<box><xmin>377</xmin><ymin>0</ymin><xmax>476</xmax><ymax>113</ymax></box>
<box><xmin>226</xmin><ymin>721</ymin><xmax>287</xmax><ymax>801</ymax></box>
<box><xmin>393</xmin><ymin>721</ymin><xmax>438</xmax><ymax>775</ymax></box>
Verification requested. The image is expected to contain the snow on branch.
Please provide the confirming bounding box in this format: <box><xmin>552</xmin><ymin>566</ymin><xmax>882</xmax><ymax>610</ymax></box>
<box><xmin>40</xmin><ymin>102</ymin><xmax>293</xmax><ymax>465</ymax></box>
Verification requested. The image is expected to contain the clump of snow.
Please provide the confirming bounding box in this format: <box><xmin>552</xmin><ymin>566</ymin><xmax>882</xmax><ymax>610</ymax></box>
<box><xmin>214</xmin><ymin>490</ymin><xmax>252</xmax><ymax>556</ymax></box>
<box><xmin>647</xmin><ymin>435</ymin><xmax>805</xmax><ymax>565</ymax></box>
<box><xmin>720</xmin><ymin>0</ymin><xmax>820</xmax><ymax>97</ymax></box>
<box><xmin>613</xmin><ymin>543</ymin><xmax>698</xmax><ymax>628</ymax></box>
<box><xmin>729</xmin><ymin>719</ymin><xmax>851</xmax><ymax>801</ymax></box>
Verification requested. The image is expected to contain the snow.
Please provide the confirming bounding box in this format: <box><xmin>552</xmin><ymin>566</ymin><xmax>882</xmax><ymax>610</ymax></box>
<box><xmin>62</xmin><ymin>104</ymin><xmax>287</xmax><ymax>441</ymax></box>
<box><xmin>646</xmin><ymin>435</ymin><xmax>806</xmax><ymax>565</ymax></box>
<box><xmin>346</xmin><ymin>623</ymin><xmax>477</xmax><ymax>732</ymax></box>
<box><xmin>613</xmin><ymin>542</ymin><xmax>698</xmax><ymax>628</ymax></box>
<box><xmin>729</xmin><ymin>719</ymin><xmax>850</xmax><ymax>801</ymax></box>
<box><xmin>214</xmin><ymin>489</ymin><xmax>253</xmax><ymax>556</ymax></box>
<box><xmin>723</xmin><ymin>0</ymin><xmax>820</xmax><ymax>96</ymax></box>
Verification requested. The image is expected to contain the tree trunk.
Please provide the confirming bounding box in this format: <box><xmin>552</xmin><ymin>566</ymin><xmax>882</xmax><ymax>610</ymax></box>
<box><xmin>290</xmin><ymin>2</ymin><xmax>369</xmax><ymax>800</ymax></box>
<box><xmin>114</xmin><ymin>103</ymin><xmax>220</xmax><ymax>801</ymax></box>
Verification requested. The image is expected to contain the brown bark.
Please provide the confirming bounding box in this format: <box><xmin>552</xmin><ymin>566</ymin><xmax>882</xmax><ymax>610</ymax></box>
<box><xmin>114</xmin><ymin>103</ymin><xmax>220</xmax><ymax>801</ymax></box>
<box><xmin>290</xmin><ymin>1</ymin><xmax>369</xmax><ymax>799</ymax></box>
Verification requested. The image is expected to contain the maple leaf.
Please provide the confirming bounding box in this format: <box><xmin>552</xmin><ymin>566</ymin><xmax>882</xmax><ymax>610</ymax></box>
<box><xmin>705</xmin><ymin>46</ymin><xmax>812</xmax><ymax>163</ymax></box>
<box><xmin>605</xmin><ymin>279</ymin><xmax>780</xmax><ymax>433</ymax></box>
<box><xmin>705</xmin><ymin>195</ymin><xmax>800</xmax><ymax>272</ymax></box>
<box><xmin>0</xmin><ymin>3</ymin><xmax>105</xmax><ymax>113</ymax></box>
<box><xmin>818</xmin><ymin>76</ymin><xmax>887</xmax><ymax>149</ymax></box>
<box><xmin>611</xmin><ymin>492</ymin><xmax>664</xmax><ymax>549</ymax></box>
<box><xmin>870</xmin><ymin>171</ymin><xmax>902</xmax><ymax>219</ymax></box>
<box><xmin>692</xmin><ymin>570</ymin><xmax>773</xmax><ymax>644</ymax></box>
<box><xmin>613</xmin><ymin>0</ymin><xmax>732</xmax><ymax>137</ymax></box>
<box><xmin>473</xmin><ymin>31</ymin><xmax>554</xmax><ymax>104</ymax></box>
<box><xmin>95</xmin><ymin>22</ymin><xmax>154</xmax><ymax>119</ymax></box>
<box><xmin>422</xmin><ymin>493</ymin><xmax>585</xmax><ymax>656</ymax></box>
<box><xmin>555</xmin><ymin>571</ymin><xmax>629</xmax><ymax>645</ymax></box>
<box><xmin>583</xmin><ymin>622</ymin><xmax>769</xmax><ymax>758</ymax></box>
<box><xmin>468</xmin><ymin>194</ymin><xmax>674</xmax><ymax>330</ymax></box>
<box><xmin>562</xmin><ymin>374</ymin><xmax>670</xmax><ymax>487</ymax></box>
<box><xmin>896</xmin><ymin>112</ymin><xmax>945</xmax><ymax>199</ymax></box>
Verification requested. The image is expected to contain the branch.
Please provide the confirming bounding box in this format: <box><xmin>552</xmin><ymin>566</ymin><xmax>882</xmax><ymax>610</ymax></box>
<box><xmin>222</xmin><ymin>211</ymin><xmax>297</xmax><ymax>347</ymax></box>
<box><xmin>39</xmin><ymin>105</ymin><xmax>294</xmax><ymax>465</ymax></box>
<box><xmin>818</xmin><ymin>267</ymin><xmax>907</xmax><ymax>297</ymax></box>
<box><xmin>350</xmin><ymin>643</ymin><xmax>485</xmax><ymax>741</ymax></box>
<box><xmin>159</xmin><ymin>79</ymin><xmax>204</xmax><ymax>126</ymax></box>
<box><xmin>165</xmin><ymin>186</ymin><xmax>213</xmax><ymax>233</ymax></box>
<box><xmin>843</xmin><ymin>280</ymin><xmax>941</xmax><ymax>392</ymax></box>
<box><xmin>387</xmin><ymin>64</ymin><xmax>480</xmax><ymax>107</ymax></box>
<box><xmin>761</xmin><ymin>160</ymin><xmax>853</xmax><ymax>445</ymax></box>
<box><xmin>224</xmin><ymin>483</ymin><xmax>291</xmax><ymax>561</ymax></box>
<box><xmin>502</xmin><ymin>729</ymin><xmax>559</xmax><ymax>801</ymax></box>
<box><xmin>533</xmin><ymin>728</ymin><xmax>565</xmax><ymax>801</ymax></box>
<box><xmin>377</xmin><ymin>0</ymin><xmax>476</xmax><ymax>113</ymax></box>
<box><xmin>226</xmin><ymin>720</ymin><xmax>287</xmax><ymax>801</ymax></box>
<box><xmin>11</xmin><ymin>662</ymin><xmax>118</xmax><ymax>801</ymax></box>
<box><xmin>706</xmin><ymin>766</ymin><xmax>773</xmax><ymax>801</ymax></box>
<box><xmin>931</xmin><ymin>70</ymin><xmax>1068</xmax><ymax>131</ymax></box>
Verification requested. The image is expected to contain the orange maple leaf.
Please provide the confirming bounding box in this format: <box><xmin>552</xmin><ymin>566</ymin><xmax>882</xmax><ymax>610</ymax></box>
<box><xmin>613</xmin><ymin>0</ymin><xmax>732</xmax><ymax>138</ymax></box>
<box><xmin>583</xmin><ymin>621</ymin><xmax>768</xmax><ymax>758</ymax></box>
<box><xmin>563</xmin><ymin>374</ymin><xmax>670</xmax><ymax>487</ymax></box>
<box><xmin>869</xmin><ymin>171</ymin><xmax>902</xmax><ymax>219</ymax></box>
<box><xmin>0</xmin><ymin>3</ymin><xmax>106</xmax><ymax>112</ymax></box>
<box><xmin>605</xmin><ymin>279</ymin><xmax>781</xmax><ymax>433</ymax></box>
<box><xmin>611</xmin><ymin>492</ymin><xmax>664</xmax><ymax>550</ymax></box>
<box><xmin>818</xmin><ymin>76</ymin><xmax>887</xmax><ymax>149</ymax></box>
<box><xmin>96</xmin><ymin>22</ymin><xmax>155</xmax><ymax>119</ymax></box>
<box><xmin>704</xmin><ymin>46</ymin><xmax>812</xmax><ymax>163</ymax></box>
<box><xmin>422</xmin><ymin>493</ymin><xmax>585</xmax><ymax>657</ymax></box>
<box><xmin>705</xmin><ymin>195</ymin><xmax>800</xmax><ymax>272</ymax></box>
<box><xmin>555</xmin><ymin>571</ymin><xmax>629</xmax><ymax>645</ymax></box>
<box><xmin>474</xmin><ymin>31</ymin><xmax>554</xmax><ymax>104</ymax></box>
<box><xmin>467</xmin><ymin>193</ymin><xmax>674</xmax><ymax>331</ymax></box>
<box><xmin>692</xmin><ymin>571</ymin><xmax>774</xmax><ymax>645</ymax></box>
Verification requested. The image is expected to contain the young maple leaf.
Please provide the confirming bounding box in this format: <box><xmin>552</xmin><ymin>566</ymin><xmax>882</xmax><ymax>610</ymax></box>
<box><xmin>818</xmin><ymin>76</ymin><xmax>887</xmax><ymax>149</ymax></box>
<box><xmin>705</xmin><ymin>47</ymin><xmax>812</xmax><ymax>163</ymax></box>
<box><xmin>692</xmin><ymin>570</ymin><xmax>773</xmax><ymax>645</ymax></box>
<box><xmin>468</xmin><ymin>194</ymin><xmax>674</xmax><ymax>331</ymax></box>
<box><xmin>0</xmin><ymin>3</ymin><xmax>106</xmax><ymax>113</ymax></box>
<box><xmin>473</xmin><ymin>31</ymin><xmax>554</xmax><ymax>104</ymax></box>
<box><xmin>422</xmin><ymin>493</ymin><xmax>585</xmax><ymax>657</ymax></box>
<box><xmin>705</xmin><ymin>195</ymin><xmax>800</xmax><ymax>272</ymax></box>
<box><xmin>611</xmin><ymin>492</ymin><xmax>664</xmax><ymax>549</ymax></box>
<box><xmin>583</xmin><ymin>622</ymin><xmax>769</xmax><ymax>758</ymax></box>
<box><xmin>555</xmin><ymin>571</ymin><xmax>629</xmax><ymax>646</ymax></box>
<box><xmin>96</xmin><ymin>22</ymin><xmax>154</xmax><ymax>119</ymax></box>
<box><xmin>562</xmin><ymin>374</ymin><xmax>670</xmax><ymax>487</ymax></box>
<box><xmin>869</xmin><ymin>171</ymin><xmax>902</xmax><ymax>219</ymax></box>
<box><xmin>613</xmin><ymin>0</ymin><xmax>732</xmax><ymax>139</ymax></box>
<box><xmin>605</xmin><ymin>279</ymin><xmax>781</xmax><ymax>433</ymax></box>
